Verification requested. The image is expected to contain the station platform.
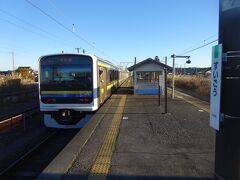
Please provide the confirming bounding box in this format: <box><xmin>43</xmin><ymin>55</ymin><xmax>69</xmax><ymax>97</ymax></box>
<box><xmin>38</xmin><ymin>78</ymin><xmax>215</xmax><ymax>180</ymax></box>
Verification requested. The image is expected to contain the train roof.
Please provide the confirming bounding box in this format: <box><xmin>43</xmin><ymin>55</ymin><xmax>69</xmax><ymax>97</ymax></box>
<box><xmin>95</xmin><ymin>56</ymin><xmax>118</xmax><ymax>69</ymax></box>
<box><xmin>39</xmin><ymin>53</ymin><xmax>118</xmax><ymax>69</ymax></box>
<box><xmin>39</xmin><ymin>53</ymin><xmax>93</xmax><ymax>59</ymax></box>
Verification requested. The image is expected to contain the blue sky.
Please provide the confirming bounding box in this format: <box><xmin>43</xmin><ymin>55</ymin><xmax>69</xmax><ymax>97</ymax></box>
<box><xmin>0</xmin><ymin>0</ymin><xmax>219</xmax><ymax>71</ymax></box>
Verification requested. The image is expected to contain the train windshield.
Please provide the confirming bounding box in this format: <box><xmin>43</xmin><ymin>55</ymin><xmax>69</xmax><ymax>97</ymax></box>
<box><xmin>40</xmin><ymin>55</ymin><xmax>93</xmax><ymax>104</ymax></box>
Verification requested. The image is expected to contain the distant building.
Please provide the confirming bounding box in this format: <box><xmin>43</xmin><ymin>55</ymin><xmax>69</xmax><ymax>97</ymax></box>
<box><xmin>0</xmin><ymin>70</ymin><xmax>12</xmax><ymax>76</ymax></box>
<box><xmin>15</xmin><ymin>66</ymin><xmax>35</xmax><ymax>79</ymax></box>
<box><xmin>17</xmin><ymin>66</ymin><xmax>32</xmax><ymax>71</ymax></box>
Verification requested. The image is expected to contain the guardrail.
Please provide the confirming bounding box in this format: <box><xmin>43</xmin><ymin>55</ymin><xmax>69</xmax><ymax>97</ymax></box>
<box><xmin>0</xmin><ymin>106</ymin><xmax>39</xmax><ymax>132</ymax></box>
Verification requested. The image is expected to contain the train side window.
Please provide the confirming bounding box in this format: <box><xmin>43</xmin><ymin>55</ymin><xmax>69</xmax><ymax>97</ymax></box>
<box><xmin>107</xmin><ymin>70</ymin><xmax>110</xmax><ymax>82</ymax></box>
<box><xmin>109</xmin><ymin>70</ymin><xmax>111</xmax><ymax>82</ymax></box>
<box><xmin>116</xmin><ymin>71</ymin><xmax>119</xmax><ymax>80</ymax></box>
<box><xmin>99</xmin><ymin>69</ymin><xmax>103</xmax><ymax>75</ymax></box>
<box><xmin>110</xmin><ymin>70</ymin><xmax>114</xmax><ymax>81</ymax></box>
<box><xmin>109</xmin><ymin>70</ymin><xmax>111</xmax><ymax>81</ymax></box>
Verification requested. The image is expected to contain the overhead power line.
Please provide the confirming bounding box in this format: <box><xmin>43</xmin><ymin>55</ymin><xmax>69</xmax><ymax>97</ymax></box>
<box><xmin>181</xmin><ymin>34</ymin><xmax>218</xmax><ymax>53</ymax></box>
<box><xmin>0</xmin><ymin>16</ymin><xmax>76</xmax><ymax>51</ymax></box>
<box><xmin>47</xmin><ymin>0</ymin><xmax>73</xmax><ymax>26</ymax></box>
<box><xmin>166</xmin><ymin>37</ymin><xmax>218</xmax><ymax>65</ymax></box>
<box><xmin>179</xmin><ymin>39</ymin><xmax>218</xmax><ymax>55</ymax></box>
<box><xmin>25</xmin><ymin>0</ymin><xmax>117</xmax><ymax>63</ymax></box>
<box><xmin>0</xmin><ymin>17</ymin><xmax>48</xmax><ymax>38</ymax></box>
<box><xmin>0</xmin><ymin>48</ymin><xmax>35</xmax><ymax>58</ymax></box>
<box><xmin>0</xmin><ymin>8</ymin><xmax>77</xmax><ymax>49</ymax></box>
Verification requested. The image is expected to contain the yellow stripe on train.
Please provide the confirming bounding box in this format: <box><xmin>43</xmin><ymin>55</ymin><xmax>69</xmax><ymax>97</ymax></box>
<box><xmin>98</xmin><ymin>62</ymin><xmax>110</xmax><ymax>68</ymax></box>
<box><xmin>41</xmin><ymin>91</ymin><xmax>92</xmax><ymax>94</ymax></box>
<box><xmin>107</xmin><ymin>83</ymin><xmax>114</xmax><ymax>90</ymax></box>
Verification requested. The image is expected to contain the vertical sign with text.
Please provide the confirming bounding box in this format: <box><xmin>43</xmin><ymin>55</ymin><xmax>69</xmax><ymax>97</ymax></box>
<box><xmin>210</xmin><ymin>44</ymin><xmax>222</xmax><ymax>130</ymax></box>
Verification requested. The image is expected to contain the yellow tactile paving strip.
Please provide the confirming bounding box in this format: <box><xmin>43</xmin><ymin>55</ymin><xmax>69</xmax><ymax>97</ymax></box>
<box><xmin>88</xmin><ymin>95</ymin><xmax>127</xmax><ymax>180</ymax></box>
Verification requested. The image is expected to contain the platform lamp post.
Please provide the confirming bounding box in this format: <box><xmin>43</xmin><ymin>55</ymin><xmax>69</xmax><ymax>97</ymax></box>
<box><xmin>171</xmin><ymin>54</ymin><xmax>191</xmax><ymax>99</ymax></box>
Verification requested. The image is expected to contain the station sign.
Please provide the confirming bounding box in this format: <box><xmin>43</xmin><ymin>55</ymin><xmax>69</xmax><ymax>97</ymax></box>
<box><xmin>210</xmin><ymin>44</ymin><xmax>223</xmax><ymax>130</ymax></box>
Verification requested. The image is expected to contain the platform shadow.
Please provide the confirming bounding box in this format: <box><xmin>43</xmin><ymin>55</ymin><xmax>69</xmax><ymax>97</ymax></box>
<box><xmin>115</xmin><ymin>87</ymin><xmax>134</xmax><ymax>95</ymax></box>
<box><xmin>39</xmin><ymin>173</ymin><xmax>215</xmax><ymax>180</ymax></box>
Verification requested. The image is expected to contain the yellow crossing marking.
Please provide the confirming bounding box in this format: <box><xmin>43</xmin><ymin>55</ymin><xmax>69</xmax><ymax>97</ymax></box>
<box><xmin>88</xmin><ymin>95</ymin><xmax>127</xmax><ymax>180</ymax></box>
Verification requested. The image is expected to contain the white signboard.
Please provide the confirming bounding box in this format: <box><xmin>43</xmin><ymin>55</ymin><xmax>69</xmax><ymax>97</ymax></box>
<box><xmin>210</xmin><ymin>44</ymin><xmax>223</xmax><ymax>130</ymax></box>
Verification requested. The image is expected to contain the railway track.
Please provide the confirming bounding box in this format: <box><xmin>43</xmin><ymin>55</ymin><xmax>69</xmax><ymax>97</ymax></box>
<box><xmin>0</xmin><ymin>77</ymin><xmax>131</xmax><ymax>179</ymax></box>
<box><xmin>0</xmin><ymin>129</ymin><xmax>79</xmax><ymax>179</ymax></box>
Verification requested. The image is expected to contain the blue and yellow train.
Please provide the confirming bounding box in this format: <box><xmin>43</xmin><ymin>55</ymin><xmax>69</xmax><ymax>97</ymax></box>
<box><xmin>39</xmin><ymin>53</ymin><xmax>128</xmax><ymax>128</ymax></box>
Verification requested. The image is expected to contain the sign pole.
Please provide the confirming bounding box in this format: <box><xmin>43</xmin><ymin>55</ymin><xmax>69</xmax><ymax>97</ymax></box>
<box><xmin>213</xmin><ymin>1</ymin><xmax>240</xmax><ymax>179</ymax></box>
<box><xmin>171</xmin><ymin>55</ymin><xmax>175</xmax><ymax>99</ymax></box>
<box><xmin>164</xmin><ymin>68</ymin><xmax>168</xmax><ymax>113</ymax></box>
<box><xmin>158</xmin><ymin>72</ymin><xmax>161</xmax><ymax>107</ymax></box>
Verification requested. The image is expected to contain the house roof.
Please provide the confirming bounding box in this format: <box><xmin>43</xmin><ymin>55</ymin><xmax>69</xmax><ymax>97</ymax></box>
<box><xmin>127</xmin><ymin>58</ymin><xmax>172</xmax><ymax>71</ymax></box>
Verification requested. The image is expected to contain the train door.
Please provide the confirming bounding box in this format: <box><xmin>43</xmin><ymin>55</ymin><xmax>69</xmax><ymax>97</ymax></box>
<box><xmin>106</xmin><ymin>69</ymin><xmax>111</xmax><ymax>98</ymax></box>
<box><xmin>99</xmin><ymin>67</ymin><xmax>107</xmax><ymax>104</ymax></box>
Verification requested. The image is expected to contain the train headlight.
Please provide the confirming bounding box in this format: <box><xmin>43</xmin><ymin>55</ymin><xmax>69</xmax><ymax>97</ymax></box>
<box><xmin>61</xmin><ymin>110</ymin><xmax>70</xmax><ymax>117</ymax></box>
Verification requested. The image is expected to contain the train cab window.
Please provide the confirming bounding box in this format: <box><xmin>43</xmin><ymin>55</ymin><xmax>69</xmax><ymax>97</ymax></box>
<box><xmin>40</xmin><ymin>55</ymin><xmax>93</xmax><ymax>104</ymax></box>
<box><xmin>40</xmin><ymin>55</ymin><xmax>93</xmax><ymax>90</ymax></box>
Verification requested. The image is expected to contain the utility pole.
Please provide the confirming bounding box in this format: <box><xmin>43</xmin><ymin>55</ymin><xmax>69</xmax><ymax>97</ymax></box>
<box><xmin>12</xmin><ymin>52</ymin><xmax>15</xmax><ymax>77</ymax></box>
<box><xmin>213</xmin><ymin>1</ymin><xmax>240</xmax><ymax>179</ymax></box>
<box><xmin>165</xmin><ymin>56</ymin><xmax>167</xmax><ymax>65</ymax></box>
<box><xmin>75</xmin><ymin>48</ymin><xmax>80</xmax><ymax>54</ymax></box>
<box><xmin>82</xmin><ymin>49</ymin><xmax>85</xmax><ymax>54</ymax></box>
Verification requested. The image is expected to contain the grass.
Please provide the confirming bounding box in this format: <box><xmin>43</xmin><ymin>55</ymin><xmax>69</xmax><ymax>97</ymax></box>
<box><xmin>0</xmin><ymin>75</ymin><xmax>37</xmax><ymax>94</ymax></box>
<box><xmin>168</xmin><ymin>75</ymin><xmax>210</xmax><ymax>97</ymax></box>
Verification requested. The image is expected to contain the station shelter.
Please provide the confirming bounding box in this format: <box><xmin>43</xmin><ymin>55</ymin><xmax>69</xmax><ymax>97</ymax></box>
<box><xmin>128</xmin><ymin>58</ymin><xmax>171</xmax><ymax>95</ymax></box>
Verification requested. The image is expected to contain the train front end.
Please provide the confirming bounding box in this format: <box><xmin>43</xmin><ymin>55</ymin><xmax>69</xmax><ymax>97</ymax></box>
<box><xmin>39</xmin><ymin>54</ymin><xmax>98</xmax><ymax>128</ymax></box>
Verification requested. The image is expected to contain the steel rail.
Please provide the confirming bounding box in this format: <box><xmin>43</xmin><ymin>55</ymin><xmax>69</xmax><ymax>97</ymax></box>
<box><xmin>0</xmin><ymin>130</ymin><xmax>58</xmax><ymax>177</ymax></box>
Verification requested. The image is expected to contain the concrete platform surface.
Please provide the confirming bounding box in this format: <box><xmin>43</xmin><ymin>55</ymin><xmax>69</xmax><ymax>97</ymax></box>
<box><xmin>39</xmin><ymin>79</ymin><xmax>215</xmax><ymax>180</ymax></box>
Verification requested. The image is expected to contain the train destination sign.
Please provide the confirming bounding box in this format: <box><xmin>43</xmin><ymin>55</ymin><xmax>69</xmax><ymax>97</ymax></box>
<box><xmin>210</xmin><ymin>44</ymin><xmax>223</xmax><ymax>130</ymax></box>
